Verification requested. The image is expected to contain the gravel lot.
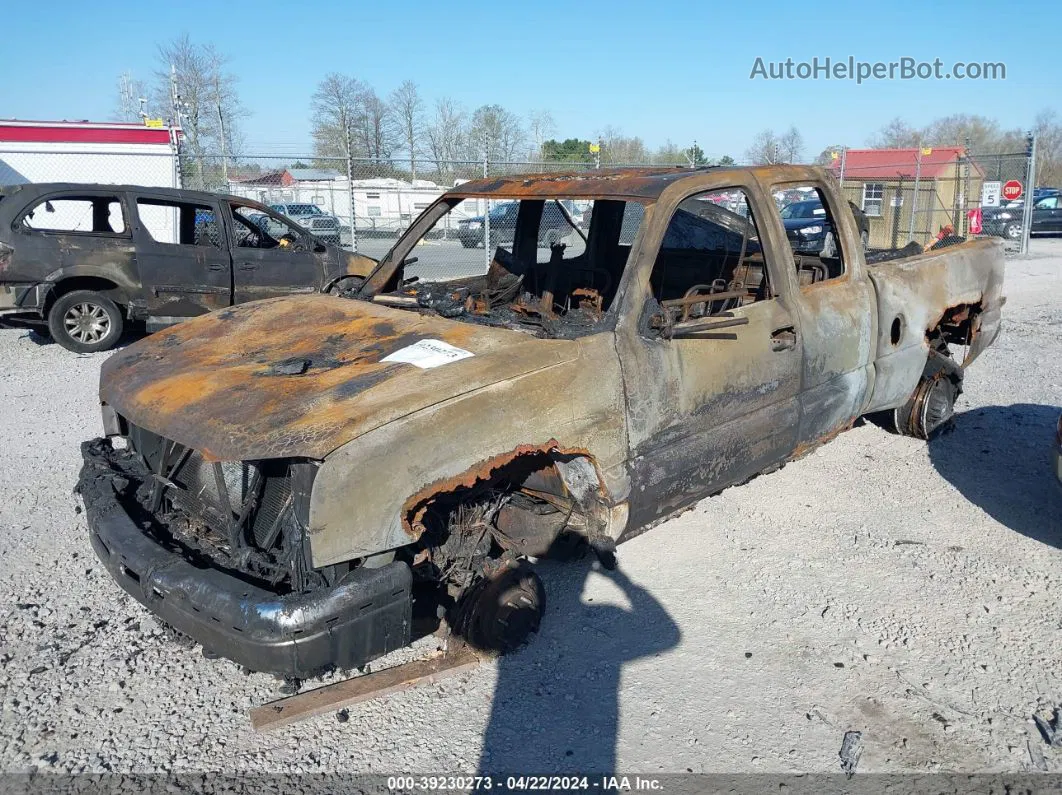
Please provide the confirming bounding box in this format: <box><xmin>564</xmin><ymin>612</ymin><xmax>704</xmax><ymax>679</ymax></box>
<box><xmin>1</xmin><ymin>240</ymin><xmax>1060</xmax><ymax>777</ymax></box>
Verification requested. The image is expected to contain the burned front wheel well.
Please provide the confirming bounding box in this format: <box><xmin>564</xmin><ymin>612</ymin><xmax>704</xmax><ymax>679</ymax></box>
<box><xmin>400</xmin><ymin>444</ymin><xmax>609</xmax><ymax>588</ymax></box>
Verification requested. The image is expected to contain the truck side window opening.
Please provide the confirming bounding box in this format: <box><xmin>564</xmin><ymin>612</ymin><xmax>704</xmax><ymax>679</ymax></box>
<box><xmin>774</xmin><ymin>184</ymin><xmax>847</xmax><ymax>285</ymax></box>
<box><xmin>650</xmin><ymin>188</ymin><xmax>772</xmax><ymax>322</ymax></box>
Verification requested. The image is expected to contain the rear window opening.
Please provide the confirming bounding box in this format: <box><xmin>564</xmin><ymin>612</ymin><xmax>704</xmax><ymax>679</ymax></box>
<box><xmin>367</xmin><ymin>196</ymin><xmax>646</xmax><ymax>339</ymax></box>
<box><xmin>22</xmin><ymin>196</ymin><xmax>126</xmax><ymax>235</ymax></box>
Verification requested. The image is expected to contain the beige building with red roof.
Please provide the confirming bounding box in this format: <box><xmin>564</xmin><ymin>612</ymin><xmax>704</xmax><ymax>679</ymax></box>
<box><xmin>830</xmin><ymin>147</ymin><xmax>985</xmax><ymax>247</ymax></box>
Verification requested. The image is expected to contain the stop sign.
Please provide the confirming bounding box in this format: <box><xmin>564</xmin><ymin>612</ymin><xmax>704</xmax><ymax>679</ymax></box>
<box><xmin>1002</xmin><ymin>180</ymin><xmax>1023</xmax><ymax>201</ymax></box>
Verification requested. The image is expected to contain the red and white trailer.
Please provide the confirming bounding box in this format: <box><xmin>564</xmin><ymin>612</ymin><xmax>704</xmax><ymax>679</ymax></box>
<box><xmin>0</xmin><ymin>120</ymin><xmax>181</xmax><ymax>188</ymax></box>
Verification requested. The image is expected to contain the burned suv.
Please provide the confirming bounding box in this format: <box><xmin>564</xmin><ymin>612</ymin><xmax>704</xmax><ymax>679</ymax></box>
<box><xmin>0</xmin><ymin>184</ymin><xmax>371</xmax><ymax>352</ymax></box>
<box><xmin>78</xmin><ymin>166</ymin><xmax>1004</xmax><ymax>678</ymax></box>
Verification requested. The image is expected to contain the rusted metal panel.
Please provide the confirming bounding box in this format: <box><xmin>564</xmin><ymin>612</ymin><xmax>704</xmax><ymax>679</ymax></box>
<box><xmin>100</xmin><ymin>294</ymin><xmax>587</xmax><ymax>463</ymax></box>
<box><xmin>308</xmin><ymin>332</ymin><xmax>628</xmax><ymax>566</ymax></box>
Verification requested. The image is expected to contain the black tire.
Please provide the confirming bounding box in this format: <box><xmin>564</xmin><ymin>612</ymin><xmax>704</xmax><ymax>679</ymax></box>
<box><xmin>1004</xmin><ymin>221</ymin><xmax>1022</xmax><ymax>240</ymax></box>
<box><xmin>460</xmin><ymin>239</ymin><xmax>477</xmax><ymax>249</ymax></box>
<box><xmin>454</xmin><ymin>564</ymin><xmax>545</xmax><ymax>654</ymax></box>
<box><xmin>47</xmin><ymin>290</ymin><xmax>123</xmax><ymax>353</ymax></box>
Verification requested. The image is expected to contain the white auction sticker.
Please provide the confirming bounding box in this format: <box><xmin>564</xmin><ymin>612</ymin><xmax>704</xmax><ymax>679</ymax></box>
<box><xmin>380</xmin><ymin>339</ymin><xmax>475</xmax><ymax>369</ymax></box>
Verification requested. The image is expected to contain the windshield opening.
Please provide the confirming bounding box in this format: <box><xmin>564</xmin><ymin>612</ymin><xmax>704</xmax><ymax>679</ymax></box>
<box><xmin>364</xmin><ymin>196</ymin><xmax>646</xmax><ymax>338</ymax></box>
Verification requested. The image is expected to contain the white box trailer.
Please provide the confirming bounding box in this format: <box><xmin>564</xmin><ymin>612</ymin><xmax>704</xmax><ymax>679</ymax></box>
<box><xmin>0</xmin><ymin>120</ymin><xmax>183</xmax><ymax>242</ymax></box>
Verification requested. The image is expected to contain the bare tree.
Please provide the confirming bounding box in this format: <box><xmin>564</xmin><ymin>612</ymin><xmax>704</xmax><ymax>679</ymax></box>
<box><xmin>310</xmin><ymin>73</ymin><xmax>365</xmax><ymax>161</ymax></box>
<box><xmin>779</xmin><ymin>126</ymin><xmax>805</xmax><ymax>163</ymax></box>
<box><xmin>867</xmin><ymin>117</ymin><xmax>922</xmax><ymax>149</ymax></box>
<box><xmin>597</xmin><ymin>126</ymin><xmax>649</xmax><ymax>164</ymax></box>
<box><xmin>424</xmin><ymin>98</ymin><xmax>467</xmax><ymax>180</ymax></box>
<box><xmin>390</xmin><ymin>80</ymin><xmax>424</xmax><ymax>179</ymax></box>
<box><xmin>527</xmin><ymin>110</ymin><xmax>556</xmax><ymax>161</ymax></box>
<box><xmin>355</xmin><ymin>87</ymin><xmax>398</xmax><ymax>165</ymax></box>
<box><xmin>153</xmin><ymin>36</ymin><xmax>224</xmax><ymax>188</ymax></box>
<box><xmin>653</xmin><ymin>140</ymin><xmax>686</xmax><ymax>165</ymax></box>
<box><xmin>204</xmin><ymin>45</ymin><xmax>243</xmax><ymax>183</ymax></box>
<box><xmin>113</xmin><ymin>71</ymin><xmax>147</xmax><ymax>122</ymax></box>
<box><xmin>1033</xmin><ymin>109</ymin><xmax>1062</xmax><ymax>187</ymax></box>
<box><xmin>813</xmin><ymin>144</ymin><xmax>847</xmax><ymax>166</ymax></box>
<box><xmin>745</xmin><ymin>129</ymin><xmax>783</xmax><ymax>164</ymax></box>
<box><xmin>466</xmin><ymin>104</ymin><xmax>525</xmax><ymax>163</ymax></box>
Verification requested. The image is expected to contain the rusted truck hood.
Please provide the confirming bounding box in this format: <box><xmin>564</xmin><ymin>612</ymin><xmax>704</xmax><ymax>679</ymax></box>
<box><xmin>100</xmin><ymin>295</ymin><xmax>577</xmax><ymax>461</ymax></box>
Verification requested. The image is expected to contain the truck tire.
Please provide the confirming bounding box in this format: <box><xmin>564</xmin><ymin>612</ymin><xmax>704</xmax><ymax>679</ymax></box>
<box><xmin>47</xmin><ymin>290</ymin><xmax>124</xmax><ymax>353</ymax></box>
<box><xmin>1004</xmin><ymin>221</ymin><xmax>1022</xmax><ymax>240</ymax></box>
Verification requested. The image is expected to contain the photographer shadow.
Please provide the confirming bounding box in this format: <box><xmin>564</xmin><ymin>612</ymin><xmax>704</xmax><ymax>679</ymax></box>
<box><xmin>477</xmin><ymin>561</ymin><xmax>680</xmax><ymax>776</ymax></box>
<box><xmin>928</xmin><ymin>403</ymin><xmax>1062</xmax><ymax>548</ymax></box>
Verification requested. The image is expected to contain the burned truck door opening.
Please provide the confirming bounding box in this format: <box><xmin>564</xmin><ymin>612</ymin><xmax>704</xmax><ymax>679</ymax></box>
<box><xmin>617</xmin><ymin>183</ymin><xmax>803</xmax><ymax>528</ymax></box>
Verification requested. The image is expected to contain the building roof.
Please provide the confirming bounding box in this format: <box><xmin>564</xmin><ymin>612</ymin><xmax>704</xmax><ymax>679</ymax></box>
<box><xmin>232</xmin><ymin>169</ymin><xmax>291</xmax><ymax>186</ymax></box>
<box><xmin>288</xmin><ymin>168</ymin><xmax>343</xmax><ymax>181</ymax></box>
<box><xmin>0</xmin><ymin>119</ymin><xmax>176</xmax><ymax>146</ymax></box>
<box><xmin>833</xmin><ymin>147</ymin><xmax>984</xmax><ymax>180</ymax></box>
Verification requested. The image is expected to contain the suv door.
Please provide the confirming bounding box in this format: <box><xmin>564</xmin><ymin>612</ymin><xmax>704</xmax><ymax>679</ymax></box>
<box><xmin>226</xmin><ymin>202</ymin><xmax>324</xmax><ymax>302</ymax></box>
<box><xmin>131</xmin><ymin>194</ymin><xmax>233</xmax><ymax>321</ymax></box>
<box><xmin>616</xmin><ymin>183</ymin><xmax>803</xmax><ymax>528</ymax></box>
<box><xmin>14</xmin><ymin>189</ymin><xmax>136</xmax><ymax>289</ymax></box>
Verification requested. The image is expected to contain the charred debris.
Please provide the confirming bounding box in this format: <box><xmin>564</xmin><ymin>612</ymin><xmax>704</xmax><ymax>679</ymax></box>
<box><xmin>342</xmin><ymin>245</ymin><xmax>609</xmax><ymax>339</ymax></box>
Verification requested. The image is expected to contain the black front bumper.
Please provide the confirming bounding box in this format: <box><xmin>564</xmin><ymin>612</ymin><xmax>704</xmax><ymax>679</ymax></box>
<box><xmin>78</xmin><ymin>439</ymin><xmax>412</xmax><ymax>678</ymax></box>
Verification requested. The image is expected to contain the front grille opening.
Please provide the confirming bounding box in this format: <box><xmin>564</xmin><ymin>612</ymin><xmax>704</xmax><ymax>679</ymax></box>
<box><xmin>124</xmin><ymin>423</ymin><xmax>319</xmax><ymax>595</ymax></box>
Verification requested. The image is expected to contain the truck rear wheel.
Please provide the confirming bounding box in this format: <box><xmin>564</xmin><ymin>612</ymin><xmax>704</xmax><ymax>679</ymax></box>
<box><xmin>891</xmin><ymin>372</ymin><xmax>958</xmax><ymax>439</ymax></box>
<box><xmin>47</xmin><ymin>290</ymin><xmax>124</xmax><ymax>353</ymax></box>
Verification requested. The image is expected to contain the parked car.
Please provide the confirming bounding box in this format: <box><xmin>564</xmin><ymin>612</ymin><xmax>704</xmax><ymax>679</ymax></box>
<box><xmin>457</xmin><ymin>200</ymin><xmax>577</xmax><ymax>248</ymax></box>
<box><xmin>269</xmin><ymin>202</ymin><xmax>342</xmax><ymax>243</ymax></box>
<box><xmin>982</xmin><ymin>191</ymin><xmax>1062</xmax><ymax>239</ymax></box>
<box><xmin>0</xmin><ymin>183</ymin><xmax>374</xmax><ymax>352</ymax></box>
<box><xmin>780</xmin><ymin>198</ymin><xmax>871</xmax><ymax>252</ymax></box>
<box><xmin>78</xmin><ymin>165</ymin><xmax>1004</xmax><ymax>677</ymax></box>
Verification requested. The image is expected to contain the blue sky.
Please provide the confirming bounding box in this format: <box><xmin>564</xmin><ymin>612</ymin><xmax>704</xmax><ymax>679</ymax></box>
<box><xmin>2</xmin><ymin>0</ymin><xmax>1058</xmax><ymax>160</ymax></box>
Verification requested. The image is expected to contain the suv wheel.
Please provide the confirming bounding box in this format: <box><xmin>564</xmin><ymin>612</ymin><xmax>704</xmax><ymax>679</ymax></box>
<box><xmin>47</xmin><ymin>290</ymin><xmax>124</xmax><ymax>353</ymax></box>
<box><xmin>1004</xmin><ymin>221</ymin><xmax>1022</xmax><ymax>240</ymax></box>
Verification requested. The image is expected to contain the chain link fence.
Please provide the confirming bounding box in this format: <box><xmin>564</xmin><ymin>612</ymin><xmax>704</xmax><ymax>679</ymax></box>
<box><xmin>0</xmin><ymin>143</ymin><xmax>1038</xmax><ymax>273</ymax></box>
<box><xmin>834</xmin><ymin>147</ymin><xmax>1035</xmax><ymax>254</ymax></box>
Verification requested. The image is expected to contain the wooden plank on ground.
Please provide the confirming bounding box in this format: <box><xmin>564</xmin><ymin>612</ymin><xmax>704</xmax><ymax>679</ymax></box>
<box><xmin>250</xmin><ymin>643</ymin><xmax>482</xmax><ymax>732</ymax></box>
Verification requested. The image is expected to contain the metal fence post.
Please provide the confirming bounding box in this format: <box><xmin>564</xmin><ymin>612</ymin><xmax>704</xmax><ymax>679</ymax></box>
<box><xmin>346</xmin><ymin>153</ymin><xmax>358</xmax><ymax>253</ymax></box>
<box><xmin>1020</xmin><ymin>132</ymin><xmax>1037</xmax><ymax>256</ymax></box>
<box><xmin>908</xmin><ymin>148</ymin><xmax>922</xmax><ymax>243</ymax></box>
<box><xmin>483</xmin><ymin>148</ymin><xmax>491</xmax><ymax>273</ymax></box>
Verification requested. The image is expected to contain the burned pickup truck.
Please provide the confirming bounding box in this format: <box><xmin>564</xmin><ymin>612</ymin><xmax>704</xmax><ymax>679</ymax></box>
<box><xmin>0</xmin><ymin>183</ymin><xmax>372</xmax><ymax>352</ymax></box>
<box><xmin>78</xmin><ymin>166</ymin><xmax>1004</xmax><ymax>677</ymax></box>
